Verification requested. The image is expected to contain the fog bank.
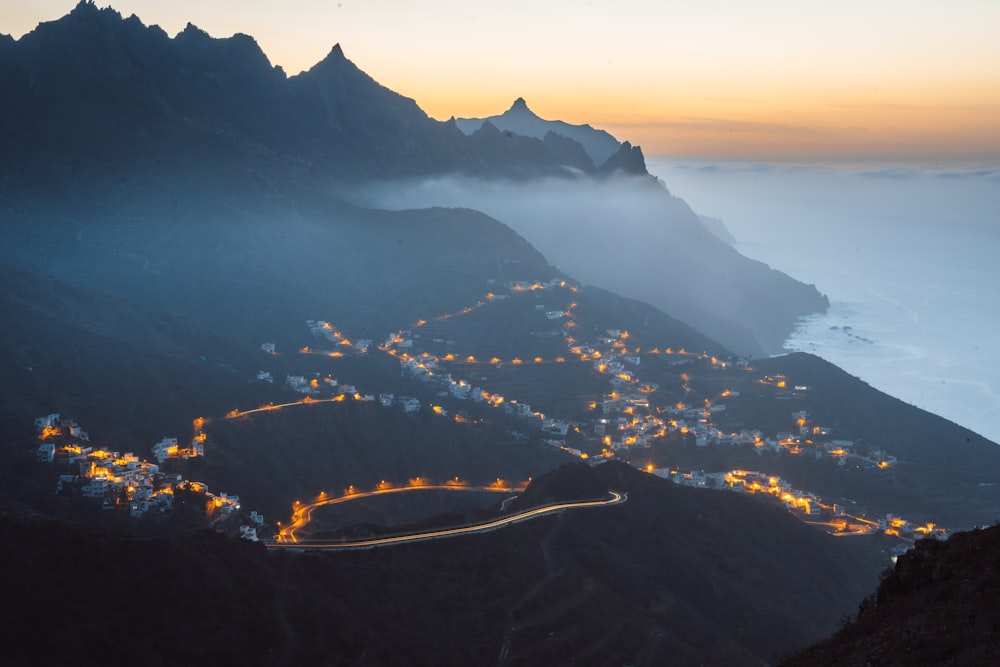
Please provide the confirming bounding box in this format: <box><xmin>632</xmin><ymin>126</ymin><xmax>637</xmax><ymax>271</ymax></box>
<box><xmin>360</xmin><ymin>172</ymin><xmax>829</xmax><ymax>357</ymax></box>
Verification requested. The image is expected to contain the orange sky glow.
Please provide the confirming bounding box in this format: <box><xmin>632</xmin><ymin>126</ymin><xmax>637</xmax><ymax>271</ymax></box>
<box><xmin>6</xmin><ymin>1</ymin><xmax>1000</xmax><ymax>163</ymax></box>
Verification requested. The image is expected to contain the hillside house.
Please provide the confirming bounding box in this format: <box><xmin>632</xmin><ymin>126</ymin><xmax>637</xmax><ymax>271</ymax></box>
<box><xmin>449</xmin><ymin>382</ymin><xmax>471</xmax><ymax>399</ymax></box>
<box><xmin>81</xmin><ymin>477</ymin><xmax>108</xmax><ymax>498</ymax></box>
<box><xmin>285</xmin><ymin>375</ymin><xmax>311</xmax><ymax>394</ymax></box>
<box><xmin>152</xmin><ymin>437</ymin><xmax>179</xmax><ymax>463</ymax></box>
<box><xmin>37</xmin><ymin>443</ymin><xmax>55</xmax><ymax>462</ymax></box>
<box><xmin>35</xmin><ymin>413</ymin><xmax>60</xmax><ymax>430</ymax></box>
<box><xmin>66</xmin><ymin>421</ymin><xmax>88</xmax><ymax>439</ymax></box>
<box><xmin>399</xmin><ymin>397</ymin><xmax>421</xmax><ymax>413</ymax></box>
<box><xmin>542</xmin><ymin>419</ymin><xmax>570</xmax><ymax>436</ymax></box>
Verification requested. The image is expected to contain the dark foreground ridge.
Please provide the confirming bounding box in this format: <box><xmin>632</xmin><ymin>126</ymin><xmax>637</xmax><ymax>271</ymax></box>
<box><xmin>784</xmin><ymin>523</ymin><xmax>1000</xmax><ymax>666</ymax></box>
<box><xmin>2</xmin><ymin>462</ymin><xmax>882</xmax><ymax>665</ymax></box>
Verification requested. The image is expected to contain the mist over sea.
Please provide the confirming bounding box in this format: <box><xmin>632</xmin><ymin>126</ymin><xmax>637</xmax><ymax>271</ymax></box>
<box><xmin>648</xmin><ymin>159</ymin><xmax>1000</xmax><ymax>444</ymax></box>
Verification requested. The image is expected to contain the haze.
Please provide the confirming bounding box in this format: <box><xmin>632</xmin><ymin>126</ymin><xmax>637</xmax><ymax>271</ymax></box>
<box><xmin>7</xmin><ymin>0</ymin><xmax>1000</xmax><ymax>162</ymax></box>
<box><xmin>647</xmin><ymin>160</ymin><xmax>1000</xmax><ymax>443</ymax></box>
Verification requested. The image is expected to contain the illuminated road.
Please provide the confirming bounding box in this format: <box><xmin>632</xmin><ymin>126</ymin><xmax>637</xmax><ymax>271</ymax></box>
<box><xmin>267</xmin><ymin>490</ymin><xmax>626</xmax><ymax>551</ymax></box>
<box><xmin>277</xmin><ymin>484</ymin><xmax>523</xmax><ymax>544</ymax></box>
<box><xmin>224</xmin><ymin>396</ymin><xmax>353</xmax><ymax>420</ymax></box>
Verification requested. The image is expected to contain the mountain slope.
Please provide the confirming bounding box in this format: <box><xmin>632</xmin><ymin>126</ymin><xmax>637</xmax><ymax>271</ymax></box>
<box><xmin>0</xmin><ymin>2</ymin><xmax>829</xmax><ymax>355</ymax></box>
<box><xmin>0</xmin><ymin>1</ymin><xmax>582</xmax><ymax>185</ymax></box>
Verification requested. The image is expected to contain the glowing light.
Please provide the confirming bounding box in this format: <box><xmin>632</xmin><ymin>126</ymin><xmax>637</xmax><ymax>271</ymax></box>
<box><xmin>40</xmin><ymin>426</ymin><xmax>62</xmax><ymax>439</ymax></box>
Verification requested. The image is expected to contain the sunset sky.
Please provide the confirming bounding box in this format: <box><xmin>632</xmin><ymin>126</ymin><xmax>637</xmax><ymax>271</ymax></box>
<box><xmin>7</xmin><ymin>1</ymin><xmax>1000</xmax><ymax>163</ymax></box>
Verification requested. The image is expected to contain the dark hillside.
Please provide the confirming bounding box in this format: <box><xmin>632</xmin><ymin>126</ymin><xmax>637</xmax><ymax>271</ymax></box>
<box><xmin>784</xmin><ymin>524</ymin><xmax>1000</xmax><ymax>666</ymax></box>
<box><xmin>0</xmin><ymin>263</ymin><xmax>276</xmax><ymax>451</ymax></box>
<box><xmin>2</xmin><ymin>462</ymin><xmax>884</xmax><ymax>666</ymax></box>
<box><xmin>195</xmin><ymin>401</ymin><xmax>572</xmax><ymax>519</ymax></box>
<box><xmin>0</xmin><ymin>190</ymin><xmax>559</xmax><ymax>346</ymax></box>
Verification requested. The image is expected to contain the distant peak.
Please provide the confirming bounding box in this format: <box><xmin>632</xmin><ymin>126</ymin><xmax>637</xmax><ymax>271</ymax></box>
<box><xmin>66</xmin><ymin>0</ymin><xmax>121</xmax><ymax>24</ymax></box>
<box><xmin>180</xmin><ymin>22</ymin><xmax>208</xmax><ymax>38</ymax></box>
<box><xmin>312</xmin><ymin>43</ymin><xmax>348</xmax><ymax>69</ymax></box>
<box><xmin>506</xmin><ymin>97</ymin><xmax>533</xmax><ymax>114</ymax></box>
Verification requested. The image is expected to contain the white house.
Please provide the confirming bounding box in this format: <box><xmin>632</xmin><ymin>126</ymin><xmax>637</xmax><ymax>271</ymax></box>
<box><xmin>81</xmin><ymin>477</ymin><xmax>108</xmax><ymax>498</ymax></box>
<box><xmin>152</xmin><ymin>437</ymin><xmax>179</xmax><ymax>464</ymax></box>
<box><xmin>35</xmin><ymin>413</ymin><xmax>60</xmax><ymax>430</ymax></box>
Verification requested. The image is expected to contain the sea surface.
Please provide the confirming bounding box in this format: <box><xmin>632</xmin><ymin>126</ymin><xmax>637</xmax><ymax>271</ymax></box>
<box><xmin>647</xmin><ymin>159</ymin><xmax>1000</xmax><ymax>444</ymax></box>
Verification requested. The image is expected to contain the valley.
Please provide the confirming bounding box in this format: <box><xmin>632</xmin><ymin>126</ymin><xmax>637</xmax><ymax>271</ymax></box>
<box><xmin>23</xmin><ymin>271</ymin><xmax>997</xmax><ymax>559</ymax></box>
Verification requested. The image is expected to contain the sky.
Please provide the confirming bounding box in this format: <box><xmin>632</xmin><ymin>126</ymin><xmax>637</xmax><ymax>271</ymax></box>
<box><xmin>5</xmin><ymin>1</ymin><xmax>1000</xmax><ymax>161</ymax></box>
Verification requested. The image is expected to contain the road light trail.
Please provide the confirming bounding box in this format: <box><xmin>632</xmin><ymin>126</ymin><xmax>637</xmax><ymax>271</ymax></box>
<box><xmin>278</xmin><ymin>484</ymin><xmax>520</xmax><ymax>544</ymax></box>
<box><xmin>267</xmin><ymin>490</ymin><xmax>626</xmax><ymax>551</ymax></box>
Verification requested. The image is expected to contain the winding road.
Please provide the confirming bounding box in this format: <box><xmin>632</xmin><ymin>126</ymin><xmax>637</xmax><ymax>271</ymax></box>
<box><xmin>266</xmin><ymin>489</ymin><xmax>626</xmax><ymax>551</ymax></box>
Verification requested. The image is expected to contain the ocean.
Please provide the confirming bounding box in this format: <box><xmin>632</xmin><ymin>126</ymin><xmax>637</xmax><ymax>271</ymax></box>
<box><xmin>647</xmin><ymin>159</ymin><xmax>1000</xmax><ymax>444</ymax></box>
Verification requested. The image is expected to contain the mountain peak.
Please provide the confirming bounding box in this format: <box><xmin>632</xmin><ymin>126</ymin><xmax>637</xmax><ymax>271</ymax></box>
<box><xmin>328</xmin><ymin>43</ymin><xmax>346</xmax><ymax>61</ymax></box>
<box><xmin>70</xmin><ymin>0</ymin><xmax>98</xmax><ymax>15</ymax></box>
<box><xmin>506</xmin><ymin>97</ymin><xmax>533</xmax><ymax>115</ymax></box>
<box><xmin>63</xmin><ymin>0</ymin><xmax>122</xmax><ymax>27</ymax></box>
<box><xmin>180</xmin><ymin>22</ymin><xmax>208</xmax><ymax>38</ymax></box>
<box><xmin>308</xmin><ymin>43</ymin><xmax>349</xmax><ymax>73</ymax></box>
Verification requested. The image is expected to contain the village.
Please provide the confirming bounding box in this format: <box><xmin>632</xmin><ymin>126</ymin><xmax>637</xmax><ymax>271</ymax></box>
<box><xmin>274</xmin><ymin>277</ymin><xmax>938</xmax><ymax>544</ymax></box>
<box><xmin>33</xmin><ymin>413</ymin><xmax>264</xmax><ymax>541</ymax></box>
<box><xmin>31</xmin><ymin>277</ymin><xmax>943</xmax><ymax>549</ymax></box>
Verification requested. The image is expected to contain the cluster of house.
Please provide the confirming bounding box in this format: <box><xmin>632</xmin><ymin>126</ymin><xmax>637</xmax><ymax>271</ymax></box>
<box><xmin>306</xmin><ymin>320</ymin><xmax>373</xmax><ymax>354</ymax></box>
<box><xmin>176</xmin><ymin>480</ymin><xmax>262</xmax><ymax>539</ymax></box>
<box><xmin>377</xmin><ymin>393</ymin><xmax>422</xmax><ymax>414</ymax></box>
<box><xmin>37</xmin><ymin>414</ymin><xmax>179</xmax><ymax>517</ymax></box>
<box><xmin>745</xmin><ymin>409</ymin><xmax>899</xmax><ymax>470</ymax></box>
<box><xmin>151</xmin><ymin>432</ymin><xmax>204</xmax><ymax>464</ymax></box>
<box><xmin>34</xmin><ymin>414</ymin><xmax>263</xmax><ymax>534</ymax></box>
<box><xmin>585</xmin><ymin>340</ymin><xmax>899</xmax><ymax>472</ymax></box>
<box><xmin>658</xmin><ymin>467</ymin><xmax>828</xmax><ymax>514</ymax></box>
<box><xmin>35</xmin><ymin>412</ymin><xmax>88</xmax><ymax>443</ymax></box>
<box><xmin>508</xmin><ymin>279</ymin><xmax>573</xmax><ymax>293</ymax></box>
<box><xmin>655</xmin><ymin>466</ymin><xmax>947</xmax><ymax>542</ymax></box>
<box><xmin>279</xmin><ymin>370</ymin><xmax>371</xmax><ymax>401</ymax></box>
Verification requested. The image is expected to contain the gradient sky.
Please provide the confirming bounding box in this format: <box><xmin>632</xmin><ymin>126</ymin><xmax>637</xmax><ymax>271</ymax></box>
<box><xmin>6</xmin><ymin>1</ymin><xmax>1000</xmax><ymax>162</ymax></box>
